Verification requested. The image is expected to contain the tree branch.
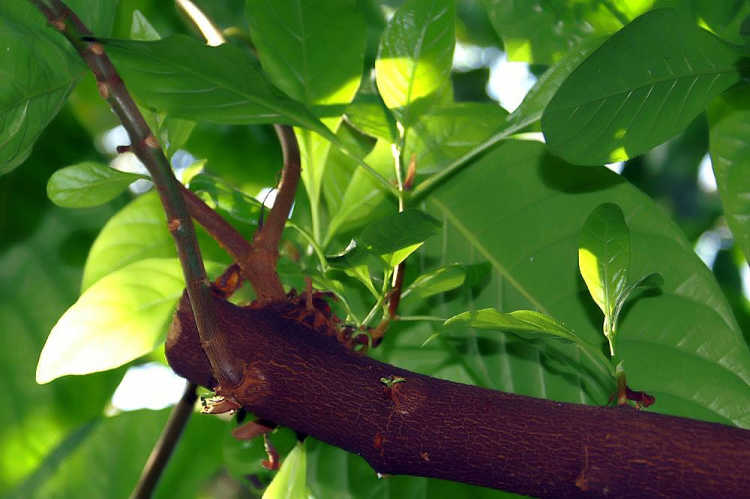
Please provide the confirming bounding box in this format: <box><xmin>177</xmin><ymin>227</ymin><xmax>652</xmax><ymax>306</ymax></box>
<box><xmin>31</xmin><ymin>0</ymin><xmax>242</xmax><ymax>383</ymax></box>
<box><xmin>130</xmin><ymin>383</ymin><xmax>198</xmax><ymax>499</ymax></box>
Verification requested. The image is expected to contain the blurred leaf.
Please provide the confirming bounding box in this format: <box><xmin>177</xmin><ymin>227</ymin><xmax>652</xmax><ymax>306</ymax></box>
<box><xmin>246</xmin><ymin>0</ymin><xmax>365</xmax><ymax>108</ymax></box>
<box><xmin>482</xmin><ymin>0</ymin><xmax>649</xmax><ymax>63</ymax></box>
<box><xmin>578</xmin><ymin>203</ymin><xmax>630</xmax><ymax>320</ymax></box>
<box><xmin>0</xmin><ymin>2</ymin><xmax>118</xmax><ymax>174</ymax></box>
<box><xmin>188</xmin><ymin>173</ymin><xmax>262</xmax><ymax>225</ymax></box>
<box><xmin>9</xmin><ymin>409</ymin><xmax>225</xmax><ymax>499</ymax></box>
<box><xmin>709</xmin><ymin>86</ymin><xmax>750</xmax><ymax>263</ymax></box>
<box><xmin>82</xmin><ymin>191</ymin><xmax>233</xmax><ymax>290</ymax></box>
<box><xmin>426</xmin><ymin>139</ymin><xmax>750</xmax><ymax>426</ymax></box>
<box><xmin>542</xmin><ymin>9</ymin><xmax>742</xmax><ymax>165</ymax></box>
<box><xmin>375</xmin><ymin>0</ymin><xmax>455</xmax><ymax>126</ymax></box>
<box><xmin>130</xmin><ymin>9</ymin><xmax>160</xmax><ymax>41</ymax></box>
<box><xmin>36</xmin><ymin>258</ymin><xmax>224</xmax><ymax>383</ymax></box>
<box><xmin>263</xmin><ymin>442</ymin><xmax>310</xmax><ymax>499</ymax></box>
<box><xmin>104</xmin><ymin>35</ymin><xmax>333</xmax><ymax>138</ymax></box>
<box><xmin>404</xmin><ymin>102</ymin><xmax>508</xmax><ymax>174</ymax></box>
<box><xmin>47</xmin><ymin>162</ymin><xmax>146</xmax><ymax>208</ymax></box>
<box><xmin>402</xmin><ymin>264</ymin><xmax>466</xmax><ymax>300</ymax></box>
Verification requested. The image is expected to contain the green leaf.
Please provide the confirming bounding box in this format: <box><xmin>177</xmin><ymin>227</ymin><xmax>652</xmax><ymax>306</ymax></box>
<box><xmin>358</xmin><ymin>209</ymin><xmax>441</xmax><ymax>267</ymax></box>
<box><xmin>426</xmin><ymin>139</ymin><xmax>750</xmax><ymax>426</ymax></box>
<box><xmin>405</xmin><ymin>102</ymin><xmax>509</xmax><ymax>174</ymax></box>
<box><xmin>402</xmin><ymin>264</ymin><xmax>466</xmax><ymax>300</ymax></box>
<box><xmin>375</xmin><ymin>0</ymin><xmax>455</xmax><ymax>126</ymax></box>
<box><xmin>10</xmin><ymin>409</ymin><xmax>225</xmax><ymax>499</ymax></box>
<box><xmin>542</xmin><ymin>9</ymin><xmax>742</xmax><ymax>165</ymax></box>
<box><xmin>36</xmin><ymin>258</ymin><xmax>224</xmax><ymax>383</ymax></box>
<box><xmin>0</xmin><ymin>2</ymin><xmax>117</xmax><ymax>174</ymax></box>
<box><xmin>263</xmin><ymin>442</ymin><xmax>310</xmax><ymax>499</ymax></box>
<box><xmin>324</xmin><ymin>139</ymin><xmax>394</xmax><ymax>245</ymax></box>
<box><xmin>481</xmin><ymin>0</ymin><xmax>649</xmax><ymax>63</ymax></box>
<box><xmin>246</xmin><ymin>0</ymin><xmax>365</xmax><ymax>108</ymax></box>
<box><xmin>344</xmin><ymin>92</ymin><xmax>398</xmax><ymax>143</ymax></box>
<box><xmin>47</xmin><ymin>162</ymin><xmax>146</xmax><ymax>208</ymax></box>
<box><xmin>130</xmin><ymin>9</ymin><xmax>160</xmax><ymax>41</ymax></box>
<box><xmin>709</xmin><ymin>86</ymin><xmax>750</xmax><ymax>263</ymax></box>
<box><xmin>507</xmin><ymin>36</ymin><xmax>604</xmax><ymax>130</ymax></box>
<box><xmin>103</xmin><ymin>35</ymin><xmax>332</xmax><ymax>138</ymax></box>
<box><xmin>578</xmin><ymin>203</ymin><xmax>630</xmax><ymax>319</ymax></box>
<box><xmin>82</xmin><ymin>191</ymin><xmax>234</xmax><ymax>290</ymax></box>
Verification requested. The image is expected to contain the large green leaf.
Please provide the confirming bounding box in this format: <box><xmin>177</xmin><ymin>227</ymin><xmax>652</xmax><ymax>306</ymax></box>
<box><xmin>422</xmin><ymin>139</ymin><xmax>750</xmax><ymax>426</ymax></box>
<box><xmin>481</xmin><ymin>0</ymin><xmax>649</xmax><ymax>63</ymax></box>
<box><xmin>0</xmin><ymin>1</ymin><xmax>117</xmax><ymax>174</ymax></box>
<box><xmin>542</xmin><ymin>9</ymin><xmax>742</xmax><ymax>166</ymax></box>
<box><xmin>8</xmin><ymin>409</ymin><xmax>225</xmax><ymax>498</ymax></box>
<box><xmin>246</xmin><ymin>0</ymin><xmax>365</xmax><ymax>108</ymax></box>
<box><xmin>47</xmin><ymin>161</ymin><xmax>146</xmax><ymax>208</ymax></box>
<box><xmin>82</xmin><ymin>191</ymin><xmax>234</xmax><ymax>290</ymax></box>
<box><xmin>709</xmin><ymin>86</ymin><xmax>750</xmax><ymax>264</ymax></box>
<box><xmin>103</xmin><ymin>35</ymin><xmax>332</xmax><ymax>138</ymax></box>
<box><xmin>375</xmin><ymin>0</ymin><xmax>455</xmax><ymax>126</ymax></box>
<box><xmin>36</xmin><ymin>258</ymin><xmax>224</xmax><ymax>383</ymax></box>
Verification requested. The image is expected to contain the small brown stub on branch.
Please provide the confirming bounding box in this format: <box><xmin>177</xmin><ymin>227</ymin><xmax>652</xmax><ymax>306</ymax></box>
<box><xmin>144</xmin><ymin>135</ymin><xmax>160</xmax><ymax>149</ymax></box>
<box><xmin>51</xmin><ymin>19</ymin><xmax>66</xmax><ymax>31</ymax></box>
<box><xmin>168</xmin><ymin>219</ymin><xmax>182</xmax><ymax>232</ymax></box>
<box><xmin>88</xmin><ymin>42</ymin><xmax>104</xmax><ymax>55</ymax></box>
<box><xmin>420</xmin><ymin>451</ymin><xmax>430</xmax><ymax>462</ymax></box>
<box><xmin>373</xmin><ymin>432</ymin><xmax>384</xmax><ymax>451</ymax></box>
<box><xmin>261</xmin><ymin>434</ymin><xmax>280</xmax><ymax>470</ymax></box>
<box><xmin>96</xmin><ymin>81</ymin><xmax>109</xmax><ymax>99</ymax></box>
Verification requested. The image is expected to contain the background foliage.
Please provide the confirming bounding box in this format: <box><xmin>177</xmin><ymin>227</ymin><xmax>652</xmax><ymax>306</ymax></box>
<box><xmin>1</xmin><ymin>0</ymin><xmax>748</xmax><ymax>497</ymax></box>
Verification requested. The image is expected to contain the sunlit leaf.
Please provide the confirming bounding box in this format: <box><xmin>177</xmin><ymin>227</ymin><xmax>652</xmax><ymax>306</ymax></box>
<box><xmin>542</xmin><ymin>9</ymin><xmax>742</xmax><ymax>165</ymax></box>
<box><xmin>103</xmin><ymin>35</ymin><xmax>332</xmax><ymax>138</ymax></box>
<box><xmin>263</xmin><ymin>442</ymin><xmax>310</xmax><ymax>499</ymax></box>
<box><xmin>36</xmin><ymin>258</ymin><xmax>224</xmax><ymax>383</ymax></box>
<box><xmin>357</xmin><ymin>209</ymin><xmax>441</xmax><ymax>267</ymax></box>
<box><xmin>47</xmin><ymin>162</ymin><xmax>146</xmax><ymax>208</ymax></box>
<box><xmin>578</xmin><ymin>203</ymin><xmax>630</xmax><ymax>318</ymax></box>
<box><xmin>709</xmin><ymin>86</ymin><xmax>750</xmax><ymax>263</ymax></box>
<box><xmin>375</xmin><ymin>0</ymin><xmax>455</xmax><ymax>126</ymax></box>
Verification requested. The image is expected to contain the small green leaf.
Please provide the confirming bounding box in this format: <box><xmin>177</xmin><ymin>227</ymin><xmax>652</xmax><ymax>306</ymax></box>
<box><xmin>375</xmin><ymin>0</ymin><xmax>455</xmax><ymax>126</ymax></box>
<box><xmin>709</xmin><ymin>86</ymin><xmax>750</xmax><ymax>264</ymax></box>
<box><xmin>130</xmin><ymin>10</ymin><xmax>160</xmax><ymax>41</ymax></box>
<box><xmin>36</xmin><ymin>258</ymin><xmax>223</xmax><ymax>383</ymax></box>
<box><xmin>613</xmin><ymin>272</ymin><xmax>663</xmax><ymax>324</ymax></box>
<box><xmin>344</xmin><ymin>92</ymin><xmax>398</xmax><ymax>143</ymax></box>
<box><xmin>542</xmin><ymin>9</ymin><xmax>742</xmax><ymax>165</ymax></box>
<box><xmin>446</xmin><ymin>308</ymin><xmax>579</xmax><ymax>342</ymax></box>
<box><xmin>46</xmin><ymin>162</ymin><xmax>145</xmax><ymax>208</ymax></box>
<box><xmin>263</xmin><ymin>442</ymin><xmax>310</xmax><ymax>499</ymax></box>
<box><xmin>358</xmin><ymin>209</ymin><xmax>441</xmax><ymax>267</ymax></box>
<box><xmin>402</xmin><ymin>264</ymin><xmax>466</xmax><ymax>300</ymax></box>
<box><xmin>578</xmin><ymin>203</ymin><xmax>630</xmax><ymax>319</ymax></box>
<box><xmin>104</xmin><ymin>35</ymin><xmax>332</xmax><ymax>139</ymax></box>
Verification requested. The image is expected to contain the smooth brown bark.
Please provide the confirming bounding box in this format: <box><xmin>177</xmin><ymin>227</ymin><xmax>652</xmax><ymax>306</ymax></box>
<box><xmin>168</xmin><ymin>292</ymin><xmax>750</xmax><ymax>498</ymax></box>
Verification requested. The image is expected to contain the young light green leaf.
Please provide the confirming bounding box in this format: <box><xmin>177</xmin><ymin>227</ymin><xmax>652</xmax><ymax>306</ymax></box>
<box><xmin>404</xmin><ymin>102</ymin><xmax>509</xmax><ymax>173</ymax></box>
<box><xmin>47</xmin><ymin>162</ymin><xmax>146</xmax><ymax>208</ymax></box>
<box><xmin>482</xmin><ymin>0</ymin><xmax>647</xmax><ymax>63</ymax></box>
<box><xmin>613</xmin><ymin>272</ymin><xmax>664</xmax><ymax>323</ymax></box>
<box><xmin>103</xmin><ymin>35</ymin><xmax>332</xmax><ymax>139</ymax></box>
<box><xmin>578</xmin><ymin>203</ymin><xmax>630</xmax><ymax>319</ymax></box>
<box><xmin>262</xmin><ymin>442</ymin><xmax>310</xmax><ymax>499</ymax></box>
<box><xmin>130</xmin><ymin>9</ymin><xmax>160</xmax><ymax>41</ymax></box>
<box><xmin>375</xmin><ymin>0</ymin><xmax>455</xmax><ymax>126</ymax></box>
<box><xmin>542</xmin><ymin>9</ymin><xmax>742</xmax><ymax>165</ymax></box>
<box><xmin>246</xmin><ymin>0</ymin><xmax>365</xmax><ymax>108</ymax></box>
<box><xmin>709</xmin><ymin>86</ymin><xmax>750</xmax><ymax>263</ymax></box>
<box><xmin>401</xmin><ymin>264</ymin><xmax>466</xmax><ymax>300</ymax></box>
<box><xmin>36</xmin><ymin>258</ymin><xmax>223</xmax><ymax>383</ymax></box>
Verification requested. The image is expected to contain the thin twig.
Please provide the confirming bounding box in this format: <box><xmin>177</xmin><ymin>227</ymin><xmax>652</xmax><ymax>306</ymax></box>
<box><xmin>130</xmin><ymin>383</ymin><xmax>198</xmax><ymax>499</ymax></box>
<box><xmin>33</xmin><ymin>0</ymin><xmax>242</xmax><ymax>388</ymax></box>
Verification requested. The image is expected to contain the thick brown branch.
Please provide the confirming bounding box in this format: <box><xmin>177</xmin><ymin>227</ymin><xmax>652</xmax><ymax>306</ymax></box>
<box><xmin>169</xmin><ymin>293</ymin><xmax>750</xmax><ymax>498</ymax></box>
<box><xmin>130</xmin><ymin>383</ymin><xmax>197</xmax><ymax>499</ymax></box>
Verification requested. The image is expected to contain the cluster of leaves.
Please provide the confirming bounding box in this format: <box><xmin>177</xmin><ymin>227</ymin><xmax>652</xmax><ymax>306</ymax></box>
<box><xmin>1</xmin><ymin>0</ymin><xmax>749</xmax><ymax>497</ymax></box>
